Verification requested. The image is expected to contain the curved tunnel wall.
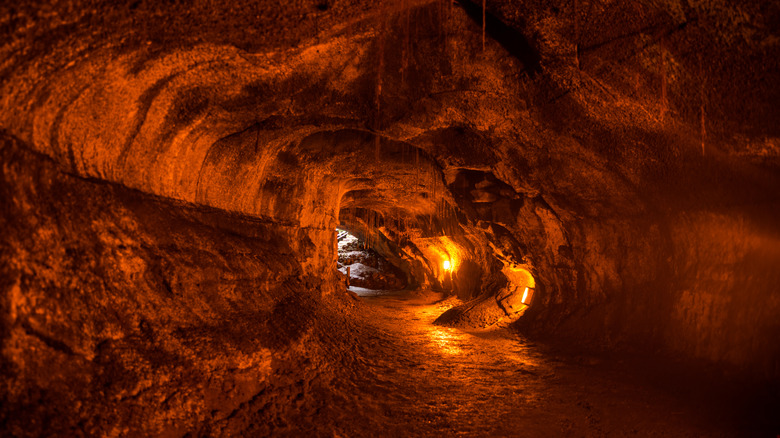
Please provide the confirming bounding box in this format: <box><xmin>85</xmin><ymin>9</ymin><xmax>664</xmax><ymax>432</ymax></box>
<box><xmin>1</xmin><ymin>2</ymin><xmax>779</xmax><ymax>433</ymax></box>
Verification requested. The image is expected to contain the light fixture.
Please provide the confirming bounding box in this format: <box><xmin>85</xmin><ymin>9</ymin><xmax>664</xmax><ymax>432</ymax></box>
<box><xmin>521</xmin><ymin>287</ymin><xmax>534</xmax><ymax>305</ymax></box>
<box><xmin>443</xmin><ymin>260</ymin><xmax>451</xmax><ymax>271</ymax></box>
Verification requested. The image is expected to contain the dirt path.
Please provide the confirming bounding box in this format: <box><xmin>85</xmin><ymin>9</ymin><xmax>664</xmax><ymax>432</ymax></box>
<box><xmin>339</xmin><ymin>289</ymin><xmax>772</xmax><ymax>437</ymax></box>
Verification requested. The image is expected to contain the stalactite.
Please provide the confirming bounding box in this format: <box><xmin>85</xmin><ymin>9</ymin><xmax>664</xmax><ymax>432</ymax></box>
<box><xmin>445</xmin><ymin>202</ymin><xmax>450</xmax><ymax>236</ymax></box>
<box><xmin>451</xmin><ymin>204</ymin><xmax>455</xmax><ymax>235</ymax></box>
<box><xmin>401</xmin><ymin>0</ymin><xmax>409</xmax><ymax>85</ymax></box>
<box><xmin>432</xmin><ymin>163</ymin><xmax>436</xmax><ymax>216</ymax></box>
<box><xmin>700</xmin><ymin>96</ymin><xmax>706</xmax><ymax>156</ymax></box>
<box><xmin>450</xmin><ymin>204</ymin><xmax>454</xmax><ymax>236</ymax></box>
<box><xmin>441</xmin><ymin>201</ymin><xmax>446</xmax><ymax>235</ymax></box>
<box><xmin>439</xmin><ymin>200</ymin><xmax>447</xmax><ymax>233</ymax></box>
<box><xmin>700</xmin><ymin>58</ymin><xmax>707</xmax><ymax>156</ymax></box>
<box><xmin>444</xmin><ymin>202</ymin><xmax>448</xmax><ymax>236</ymax></box>
<box><xmin>452</xmin><ymin>204</ymin><xmax>456</xmax><ymax>236</ymax></box>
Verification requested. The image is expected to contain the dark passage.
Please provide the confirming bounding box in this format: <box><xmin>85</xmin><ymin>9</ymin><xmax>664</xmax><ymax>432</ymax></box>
<box><xmin>1</xmin><ymin>0</ymin><xmax>779</xmax><ymax>436</ymax></box>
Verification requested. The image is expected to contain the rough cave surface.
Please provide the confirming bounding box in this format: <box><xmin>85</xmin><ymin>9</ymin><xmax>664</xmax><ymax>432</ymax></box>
<box><xmin>1</xmin><ymin>0</ymin><xmax>779</xmax><ymax>435</ymax></box>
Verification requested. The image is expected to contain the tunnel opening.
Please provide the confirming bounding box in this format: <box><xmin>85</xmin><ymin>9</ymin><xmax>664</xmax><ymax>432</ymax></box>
<box><xmin>433</xmin><ymin>261</ymin><xmax>537</xmax><ymax>328</ymax></box>
<box><xmin>336</xmin><ymin>227</ymin><xmax>409</xmax><ymax>295</ymax></box>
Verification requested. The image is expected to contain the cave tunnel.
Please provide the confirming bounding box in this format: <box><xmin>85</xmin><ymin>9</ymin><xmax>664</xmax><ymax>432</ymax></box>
<box><xmin>1</xmin><ymin>0</ymin><xmax>779</xmax><ymax>436</ymax></box>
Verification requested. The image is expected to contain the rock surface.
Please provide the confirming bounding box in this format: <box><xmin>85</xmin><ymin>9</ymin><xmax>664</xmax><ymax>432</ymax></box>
<box><xmin>1</xmin><ymin>0</ymin><xmax>779</xmax><ymax>434</ymax></box>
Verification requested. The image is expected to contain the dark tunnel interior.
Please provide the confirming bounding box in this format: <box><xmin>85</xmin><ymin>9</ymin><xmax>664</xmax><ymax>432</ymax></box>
<box><xmin>1</xmin><ymin>0</ymin><xmax>779</xmax><ymax>436</ymax></box>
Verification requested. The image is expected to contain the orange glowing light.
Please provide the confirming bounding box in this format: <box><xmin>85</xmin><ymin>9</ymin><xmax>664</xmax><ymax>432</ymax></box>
<box><xmin>443</xmin><ymin>260</ymin><xmax>451</xmax><ymax>271</ymax></box>
<box><xmin>522</xmin><ymin>287</ymin><xmax>529</xmax><ymax>303</ymax></box>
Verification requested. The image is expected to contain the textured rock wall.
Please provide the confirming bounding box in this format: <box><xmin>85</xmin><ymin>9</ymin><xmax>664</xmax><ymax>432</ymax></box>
<box><xmin>0</xmin><ymin>136</ymin><xmax>345</xmax><ymax>435</ymax></box>
<box><xmin>1</xmin><ymin>0</ymin><xmax>779</xmax><ymax>401</ymax></box>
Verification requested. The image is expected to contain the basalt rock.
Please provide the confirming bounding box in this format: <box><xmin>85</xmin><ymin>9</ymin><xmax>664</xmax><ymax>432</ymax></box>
<box><xmin>1</xmin><ymin>0</ymin><xmax>779</xmax><ymax>434</ymax></box>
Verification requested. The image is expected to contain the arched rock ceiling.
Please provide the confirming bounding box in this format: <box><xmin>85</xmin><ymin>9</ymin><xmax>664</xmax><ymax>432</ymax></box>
<box><xmin>3</xmin><ymin>0</ymin><xmax>778</xmax><ymax>231</ymax></box>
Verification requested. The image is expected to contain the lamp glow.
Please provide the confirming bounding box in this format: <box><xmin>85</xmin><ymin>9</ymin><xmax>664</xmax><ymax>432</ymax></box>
<box><xmin>443</xmin><ymin>260</ymin><xmax>451</xmax><ymax>271</ymax></box>
<box><xmin>521</xmin><ymin>287</ymin><xmax>529</xmax><ymax>303</ymax></box>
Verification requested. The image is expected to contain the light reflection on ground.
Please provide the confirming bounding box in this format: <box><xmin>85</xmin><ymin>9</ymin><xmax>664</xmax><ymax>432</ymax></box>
<box><xmin>359</xmin><ymin>288</ymin><xmax>548</xmax><ymax>412</ymax></box>
<box><xmin>427</xmin><ymin>326</ymin><xmax>463</xmax><ymax>355</ymax></box>
<box><xmin>341</xmin><ymin>289</ymin><xmax>751</xmax><ymax>436</ymax></box>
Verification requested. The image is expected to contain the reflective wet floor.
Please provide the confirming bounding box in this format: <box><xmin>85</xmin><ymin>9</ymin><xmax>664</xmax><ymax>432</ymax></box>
<box><xmin>336</xmin><ymin>289</ymin><xmax>776</xmax><ymax>437</ymax></box>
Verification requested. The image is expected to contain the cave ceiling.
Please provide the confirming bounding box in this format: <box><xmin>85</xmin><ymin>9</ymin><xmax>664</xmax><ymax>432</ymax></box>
<box><xmin>2</xmin><ymin>0</ymin><xmax>777</xmax><ymax>230</ymax></box>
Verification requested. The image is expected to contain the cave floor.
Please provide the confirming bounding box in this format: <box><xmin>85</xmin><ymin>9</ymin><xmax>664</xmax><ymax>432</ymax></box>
<box><xmin>320</xmin><ymin>289</ymin><xmax>775</xmax><ymax>437</ymax></box>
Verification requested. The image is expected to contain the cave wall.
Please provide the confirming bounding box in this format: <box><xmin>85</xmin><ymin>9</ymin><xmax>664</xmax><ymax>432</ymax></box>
<box><xmin>1</xmin><ymin>2</ymin><xmax>779</xmax><ymax>421</ymax></box>
<box><xmin>666</xmin><ymin>211</ymin><xmax>780</xmax><ymax>376</ymax></box>
<box><xmin>512</xmin><ymin>128</ymin><xmax>780</xmax><ymax>378</ymax></box>
<box><xmin>0</xmin><ymin>136</ymin><xmax>345</xmax><ymax>435</ymax></box>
